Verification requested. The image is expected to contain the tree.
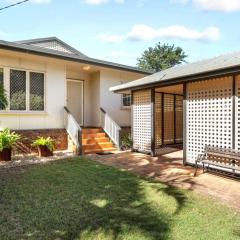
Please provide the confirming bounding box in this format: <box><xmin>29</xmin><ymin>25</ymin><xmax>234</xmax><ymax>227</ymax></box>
<box><xmin>137</xmin><ymin>42</ymin><xmax>187</xmax><ymax>72</ymax></box>
<box><xmin>0</xmin><ymin>85</ymin><xmax>8</xmax><ymax>110</ymax></box>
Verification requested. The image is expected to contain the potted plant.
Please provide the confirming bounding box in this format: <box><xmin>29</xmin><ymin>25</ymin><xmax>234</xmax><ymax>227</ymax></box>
<box><xmin>0</xmin><ymin>129</ymin><xmax>21</xmax><ymax>161</ymax></box>
<box><xmin>120</xmin><ymin>133</ymin><xmax>133</xmax><ymax>151</ymax></box>
<box><xmin>32</xmin><ymin>137</ymin><xmax>55</xmax><ymax>157</ymax></box>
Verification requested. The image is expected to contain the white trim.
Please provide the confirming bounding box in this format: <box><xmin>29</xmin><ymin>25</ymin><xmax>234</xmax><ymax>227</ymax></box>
<box><xmin>0</xmin><ymin>67</ymin><xmax>46</xmax><ymax>113</ymax></box>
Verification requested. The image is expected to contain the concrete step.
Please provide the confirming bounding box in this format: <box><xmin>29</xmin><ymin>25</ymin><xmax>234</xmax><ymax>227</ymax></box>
<box><xmin>82</xmin><ymin>137</ymin><xmax>110</xmax><ymax>145</ymax></box>
<box><xmin>82</xmin><ymin>132</ymin><xmax>106</xmax><ymax>139</ymax></box>
<box><xmin>82</xmin><ymin>128</ymin><xmax>102</xmax><ymax>134</ymax></box>
<box><xmin>83</xmin><ymin>147</ymin><xmax>117</xmax><ymax>154</ymax></box>
<box><xmin>83</xmin><ymin>142</ymin><xmax>114</xmax><ymax>151</ymax></box>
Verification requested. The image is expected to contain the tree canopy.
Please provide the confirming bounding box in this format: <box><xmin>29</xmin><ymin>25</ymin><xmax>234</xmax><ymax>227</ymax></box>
<box><xmin>137</xmin><ymin>42</ymin><xmax>187</xmax><ymax>72</ymax></box>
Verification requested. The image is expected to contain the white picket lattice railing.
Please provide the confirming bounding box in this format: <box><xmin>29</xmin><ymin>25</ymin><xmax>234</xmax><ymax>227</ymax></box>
<box><xmin>100</xmin><ymin>108</ymin><xmax>121</xmax><ymax>149</ymax></box>
<box><xmin>64</xmin><ymin>106</ymin><xmax>82</xmax><ymax>154</ymax></box>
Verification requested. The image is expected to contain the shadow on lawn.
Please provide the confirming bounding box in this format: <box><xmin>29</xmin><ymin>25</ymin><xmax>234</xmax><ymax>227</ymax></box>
<box><xmin>0</xmin><ymin>159</ymin><xmax>189</xmax><ymax>240</ymax></box>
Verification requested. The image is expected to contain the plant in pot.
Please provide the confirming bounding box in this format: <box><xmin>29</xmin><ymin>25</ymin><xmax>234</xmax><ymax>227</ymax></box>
<box><xmin>0</xmin><ymin>129</ymin><xmax>21</xmax><ymax>161</ymax></box>
<box><xmin>32</xmin><ymin>137</ymin><xmax>55</xmax><ymax>157</ymax></box>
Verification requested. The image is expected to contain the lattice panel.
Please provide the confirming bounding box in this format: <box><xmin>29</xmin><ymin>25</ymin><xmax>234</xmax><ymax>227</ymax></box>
<box><xmin>164</xmin><ymin>94</ymin><xmax>174</xmax><ymax>144</ymax></box>
<box><xmin>187</xmin><ymin>77</ymin><xmax>233</xmax><ymax>164</ymax></box>
<box><xmin>32</xmin><ymin>41</ymin><xmax>74</xmax><ymax>54</ymax></box>
<box><xmin>133</xmin><ymin>90</ymin><xmax>152</xmax><ymax>152</ymax></box>
<box><xmin>155</xmin><ymin>92</ymin><xmax>162</xmax><ymax>147</ymax></box>
<box><xmin>175</xmin><ymin>95</ymin><xmax>183</xmax><ymax>143</ymax></box>
<box><xmin>236</xmin><ymin>75</ymin><xmax>240</xmax><ymax>150</ymax></box>
<box><xmin>30</xmin><ymin>72</ymin><xmax>44</xmax><ymax>111</ymax></box>
<box><xmin>10</xmin><ymin>70</ymin><xmax>26</xmax><ymax>111</ymax></box>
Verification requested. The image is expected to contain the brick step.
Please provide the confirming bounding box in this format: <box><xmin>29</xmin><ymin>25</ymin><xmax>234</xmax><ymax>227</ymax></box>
<box><xmin>82</xmin><ymin>128</ymin><xmax>102</xmax><ymax>134</ymax></box>
<box><xmin>82</xmin><ymin>133</ymin><xmax>106</xmax><ymax>139</ymax></box>
<box><xmin>82</xmin><ymin>137</ymin><xmax>110</xmax><ymax>145</ymax></box>
<box><xmin>83</xmin><ymin>147</ymin><xmax>116</xmax><ymax>154</ymax></box>
<box><xmin>83</xmin><ymin>142</ymin><xmax>114</xmax><ymax>151</ymax></box>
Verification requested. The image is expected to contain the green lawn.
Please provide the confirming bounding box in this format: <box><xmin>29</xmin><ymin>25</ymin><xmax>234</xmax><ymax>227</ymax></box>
<box><xmin>0</xmin><ymin>158</ymin><xmax>239</xmax><ymax>240</ymax></box>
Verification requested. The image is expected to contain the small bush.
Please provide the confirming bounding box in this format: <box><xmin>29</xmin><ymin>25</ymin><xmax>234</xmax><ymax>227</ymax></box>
<box><xmin>0</xmin><ymin>129</ymin><xmax>21</xmax><ymax>151</ymax></box>
<box><xmin>121</xmin><ymin>133</ymin><xmax>133</xmax><ymax>150</ymax></box>
<box><xmin>32</xmin><ymin>137</ymin><xmax>55</xmax><ymax>152</ymax></box>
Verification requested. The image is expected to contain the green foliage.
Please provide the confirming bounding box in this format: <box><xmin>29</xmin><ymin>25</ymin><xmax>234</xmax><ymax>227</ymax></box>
<box><xmin>121</xmin><ymin>133</ymin><xmax>133</xmax><ymax>150</ymax></box>
<box><xmin>0</xmin><ymin>128</ymin><xmax>21</xmax><ymax>151</ymax></box>
<box><xmin>0</xmin><ymin>85</ymin><xmax>8</xmax><ymax>110</ymax></box>
<box><xmin>137</xmin><ymin>42</ymin><xmax>187</xmax><ymax>72</ymax></box>
<box><xmin>32</xmin><ymin>137</ymin><xmax>55</xmax><ymax>152</ymax></box>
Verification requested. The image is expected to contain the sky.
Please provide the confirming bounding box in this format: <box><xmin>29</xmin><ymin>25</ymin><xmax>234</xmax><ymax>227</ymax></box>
<box><xmin>0</xmin><ymin>0</ymin><xmax>240</xmax><ymax>66</ymax></box>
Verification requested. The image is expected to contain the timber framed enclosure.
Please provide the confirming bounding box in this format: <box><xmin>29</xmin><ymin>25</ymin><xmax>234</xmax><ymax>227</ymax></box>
<box><xmin>132</xmin><ymin>88</ymin><xmax>183</xmax><ymax>155</ymax></box>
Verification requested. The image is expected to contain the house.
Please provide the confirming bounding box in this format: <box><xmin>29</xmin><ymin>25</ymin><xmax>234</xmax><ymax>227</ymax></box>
<box><xmin>110</xmin><ymin>52</ymin><xmax>240</xmax><ymax>166</ymax></box>
<box><xmin>0</xmin><ymin>37</ymin><xmax>149</xmax><ymax>154</ymax></box>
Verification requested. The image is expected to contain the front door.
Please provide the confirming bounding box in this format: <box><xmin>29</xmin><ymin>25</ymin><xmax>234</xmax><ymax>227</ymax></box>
<box><xmin>67</xmin><ymin>79</ymin><xmax>84</xmax><ymax>125</ymax></box>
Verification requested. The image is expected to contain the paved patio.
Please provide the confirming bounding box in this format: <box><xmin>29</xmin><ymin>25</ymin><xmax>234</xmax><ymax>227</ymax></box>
<box><xmin>90</xmin><ymin>148</ymin><xmax>240</xmax><ymax>210</ymax></box>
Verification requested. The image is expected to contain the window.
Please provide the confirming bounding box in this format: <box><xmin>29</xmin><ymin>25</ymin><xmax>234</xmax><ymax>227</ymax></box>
<box><xmin>0</xmin><ymin>68</ymin><xmax>45</xmax><ymax>112</ymax></box>
<box><xmin>0</xmin><ymin>68</ymin><xmax>4</xmax><ymax>110</ymax></box>
<box><xmin>30</xmin><ymin>72</ymin><xmax>44</xmax><ymax>111</ymax></box>
<box><xmin>122</xmin><ymin>94</ymin><xmax>131</xmax><ymax>107</ymax></box>
<box><xmin>10</xmin><ymin>70</ymin><xmax>26</xmax><ymax>110</ymax></box>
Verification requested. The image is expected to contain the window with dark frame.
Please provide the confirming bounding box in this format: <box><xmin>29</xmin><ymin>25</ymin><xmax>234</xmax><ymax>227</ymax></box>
<box><xmin>0</xmin><ymin>68</ymin><xmax>4</xmax><ymax>110</ymax></box>
<box><xmin>30</xmin><ymin>72</ymin><xmax>44</xmax><ymax>111</ymax></box>
<box><xmin>122</xmin><ymin>94</ymin><xmax>131</xmax><ymax>107</ymax></box>
<box><xmin>10</xmin><ymin>69</ymin><xmax>26</xmax><ymax>111</ymax></box>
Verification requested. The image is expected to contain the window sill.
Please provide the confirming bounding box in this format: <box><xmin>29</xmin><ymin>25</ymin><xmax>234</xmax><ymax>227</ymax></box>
<box><xmin>121</xmin><ymin>106</ymin><xmax>131</xmax><ymax>110</ymax></box>
<box><xmin>0</xmin><ymin>111</ymin><xmax>48</xmax><ymax>116</ymax></box>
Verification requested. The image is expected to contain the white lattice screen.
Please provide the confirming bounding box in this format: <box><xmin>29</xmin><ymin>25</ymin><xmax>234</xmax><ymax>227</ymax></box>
<box><xmin>236</xmin><ymin>75</ymin><xmax>240</xmax><ymax>150</ymax></box>
<box><xmin>155</xmin><ymin>92</ymin><xmax>162</xmax><ymax>147</ymax></box>
<box><xmin>186</xmin><ymin>76</ymin><xmax>233</xmax><ymax>164</ymax></box>
<box><xmin>133</xmin><ymin>90</ymin><xmax>152</xmax><ymax>153</ymax></box>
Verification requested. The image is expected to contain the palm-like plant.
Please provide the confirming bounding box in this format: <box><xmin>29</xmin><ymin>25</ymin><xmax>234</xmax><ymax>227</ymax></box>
<box><xmin>0</xmin><ymin>85</ymin><xmax>8</xmax><ymax>110</ymax></box>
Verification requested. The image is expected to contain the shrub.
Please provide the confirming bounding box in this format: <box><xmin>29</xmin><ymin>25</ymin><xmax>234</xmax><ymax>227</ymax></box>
<box><xmin>32</xmin><ymin>137</ymin><xmax>55</xmax><ymax>152</ymax></box>
<box><xmin>121</xmin><ymin>133</ymin><xmax>133</xmax><ymax>150</ymax></box>
<box><xmin>0</xmin><ymin>129</ymin><xmax>21</xmax><ymax>151</ymax></box>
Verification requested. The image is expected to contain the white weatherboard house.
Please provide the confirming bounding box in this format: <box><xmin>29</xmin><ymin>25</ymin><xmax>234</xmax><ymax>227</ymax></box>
<box><xmin>0</xmin><ymin>37</ymin><xmax>149</xmax><ymax>154</ymax></box>
<box><xmin>111</xmin><ymin>52</ymin><xmax>240</xmax><ymax>171</ymax></box>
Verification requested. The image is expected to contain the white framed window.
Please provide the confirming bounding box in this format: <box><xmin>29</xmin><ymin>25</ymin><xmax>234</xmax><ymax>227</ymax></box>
<box><xmin>0</xmin><ymin>67</ymin><xmax>45</xmax><ymax>112</ymax></box>
<box><xmin>0</xmin><ymin>68</ymin><xmax>4</xmax><ymax>110</ymax></box>
<box><xmin>122</xmin><ymin>94</ymin><xmax>131</xmax><ymax>108</ymax></box>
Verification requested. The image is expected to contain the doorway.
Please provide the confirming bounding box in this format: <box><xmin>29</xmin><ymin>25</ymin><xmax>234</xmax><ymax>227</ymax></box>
<box><xmin>67</xmin><ymin>79</ymin><xmax>84</xmax><ymax>126</ymax></box>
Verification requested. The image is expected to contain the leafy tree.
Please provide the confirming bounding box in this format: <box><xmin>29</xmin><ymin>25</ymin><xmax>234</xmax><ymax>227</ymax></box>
<box><xmin>137</xmin><ymin>42</ymin><xmax>187</xmax><ymax>72</ymax></box>
<box><xmin>0</xmin><ymin>85</ymin><xmax>8</xmax><ymax>110</ymax></box>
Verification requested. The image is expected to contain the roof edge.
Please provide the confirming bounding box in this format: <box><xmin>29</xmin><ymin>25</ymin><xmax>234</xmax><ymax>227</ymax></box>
<box><xmin>110</xmin><ymin>65</ymin><xmax>240</xmax><ymax>92</ymax></box>
<box><xmin>0</xmin><ymin>40</ymin><xmax>151</xmax><ymax>75</ymax></box>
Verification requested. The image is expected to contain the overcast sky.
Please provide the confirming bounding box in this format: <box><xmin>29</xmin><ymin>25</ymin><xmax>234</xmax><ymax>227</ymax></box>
<box><xmin>0</xmin><ymin>0</ymin><xmax>240</xmax><ymax>66</ymax></box>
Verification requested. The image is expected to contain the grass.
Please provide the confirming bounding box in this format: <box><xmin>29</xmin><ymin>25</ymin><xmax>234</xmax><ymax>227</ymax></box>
<box><xmin>0</xmin><ymin>158</ymin><xmax>239</xmax><ymax>240</ymax></box>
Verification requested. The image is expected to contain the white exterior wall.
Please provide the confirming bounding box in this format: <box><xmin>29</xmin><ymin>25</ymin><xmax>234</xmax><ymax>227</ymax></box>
<box><xmin>100</xmin><ymin>69</ymin><xmax>144</xmax><ymax>127</ymax></box>
<box><xmin>0</xmin><ymin>53</ymin><xmax>66</xmax><ymax>130</ymax></box>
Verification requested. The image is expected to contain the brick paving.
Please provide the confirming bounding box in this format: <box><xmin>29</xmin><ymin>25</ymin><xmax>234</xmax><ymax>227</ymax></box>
<box><xmin>90</xmin><ymin>148</ymin><xmax>240</xmax><ymax>210</ymax></box>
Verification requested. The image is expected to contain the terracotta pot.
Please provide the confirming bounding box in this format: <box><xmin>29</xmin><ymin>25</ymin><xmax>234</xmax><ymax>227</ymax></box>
<box><xmin>0</xmin><ymin>148</ymin><xmax>12</xmax><ymax>161</ymax></box>
<box><xmin>37</xmin><ymin>145</ymin><xmax>53</xmax><ymax>157</ymax></box>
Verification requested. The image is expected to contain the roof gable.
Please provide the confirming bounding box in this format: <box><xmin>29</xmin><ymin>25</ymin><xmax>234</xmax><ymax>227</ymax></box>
<box><xmin>15</xmin><ymin>37</ymin><xmax>88</xmax><ymax>57</ymax></box>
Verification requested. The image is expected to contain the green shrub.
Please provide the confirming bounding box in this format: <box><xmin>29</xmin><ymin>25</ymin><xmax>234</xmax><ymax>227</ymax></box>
<box><xmin>121</xmin><ymin>133</ymin><xmax>133</xmax><ymax>150</ymax></box>
<box><xmin>32</xmin><ymin>137</ymin><xmax>55</xmax><ymax>152</ymax></box>
<box><xmin>0</xmin><ymin>129</ymin><xmax>21</xmax><ymax>151</ymax></box>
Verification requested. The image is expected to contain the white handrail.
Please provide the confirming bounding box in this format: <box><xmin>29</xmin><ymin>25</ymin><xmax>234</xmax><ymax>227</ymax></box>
<box><xmin>64</xmin><ymin>106</ymin><xmax>82</xmax><ymax>155</ymax></box>
<box><xmin>100</xmin><ymin>108</ymin><xmax>121</xmax><ymax>149</ymax></box>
